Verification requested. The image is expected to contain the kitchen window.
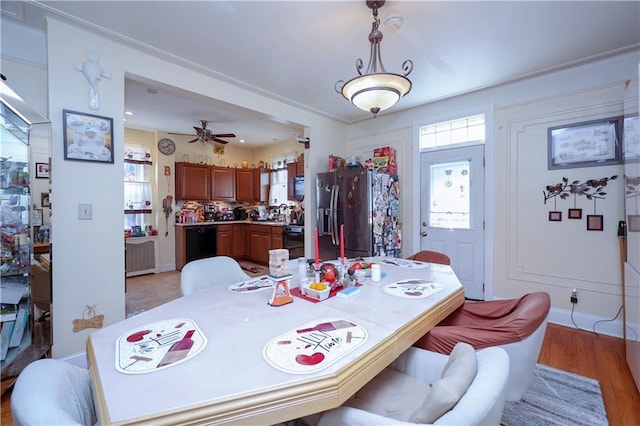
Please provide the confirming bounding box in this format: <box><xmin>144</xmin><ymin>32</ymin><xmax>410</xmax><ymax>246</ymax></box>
<box><xmin>124</xmin><ymin>144</ymin><xmax>152</xmax><ymax>230</ymax></box>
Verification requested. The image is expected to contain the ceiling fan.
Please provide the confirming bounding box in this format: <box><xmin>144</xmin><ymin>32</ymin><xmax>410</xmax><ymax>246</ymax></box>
<box><xmin>170</xmin><ymin>120</ymin><xmax>236</xmax><ymax>144</ymax></box>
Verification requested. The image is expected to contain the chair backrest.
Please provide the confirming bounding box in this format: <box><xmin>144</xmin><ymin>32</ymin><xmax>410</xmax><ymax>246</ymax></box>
<box><xmin>180</xmin><ymin>256</ymin><xmax>250</xmax><ymax>296</ymax></box>
<box><xmin>407</xmin><ymin>250</ymin><xmax>451</xmax><ymax>265</ymax></box>
<box><xmin>11</xmin><ymin>358</ymin><xmax>96</xmax><ymax>426</ymax></box>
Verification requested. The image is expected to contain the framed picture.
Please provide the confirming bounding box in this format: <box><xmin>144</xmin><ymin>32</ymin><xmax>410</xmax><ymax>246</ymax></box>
<box><xmin>35</xmin><ymin>162</ymin><xmax>50</xmax><ymax>179</ymax></box>
<box><xmin>586</xmin><ymin>215</ymin><xmax>604</xmax><ymax>231</ymax></box>
<box><xmin>623</xmin><ymin>114</ymin><xmax>639</xmax><ymax>162</ymax></box>
<box><xmin>41</xmin><ymin>192</ymin><xmax>50</xmax><ymax>208</ymax></box>
<box><xmin>63</xmin><ymin>109</ymin><xmax>114</xmax><ymax>163</ymax></box>
<box><xmin>628</xmin><ymin>215</ymin><xmax>640</xmax><ymax>232</ymax></box>
<box><xmin>548</xmin><ymin>211</ymin><xmax>562</xmax><ymax>222</ymax></box>
<box><xmin>32</xmin><ymin>209</ymin><xmax>43</xmax><ymax>227</ymax></box>
<box><xmin>568</xmin><ymin>208</ymin><xmax>582</xmax><ymax>219</ymax></box>
<box><xmin>548</xmin><ymin>116</ymin><xmax>622</xmax><ymax>169</ymax></box>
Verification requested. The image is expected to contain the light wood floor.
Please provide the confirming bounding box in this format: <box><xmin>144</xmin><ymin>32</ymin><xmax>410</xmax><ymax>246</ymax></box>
<box><xmin>2</xmin><ymin>270</ymin><xmax>639</xmax><ymax>425</ymax></box>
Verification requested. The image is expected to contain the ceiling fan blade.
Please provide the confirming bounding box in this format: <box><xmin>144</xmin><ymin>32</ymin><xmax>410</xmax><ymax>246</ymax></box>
<box><xmin>211</xmin><ymin>137</ymin><xmax>229</xmax><ymax>145</ymax></box>
<box><xmin>194</xmin><ymin>126</ymin><xmax>205</xmax><ymax>136</ymax></box>
<box><xmin>212</xmin><ymin>133</ymin><xmax>235</xmax><ymax>138</ymax></box>
<box><xmin>168</xmin><ymin>132</ymin><xmax>196</xmax><ymax>136</ymax></box>
<box><xmin>187</xmin><ymin>137</ymin><xmax>200</xmax><ymax>143</ymax></box>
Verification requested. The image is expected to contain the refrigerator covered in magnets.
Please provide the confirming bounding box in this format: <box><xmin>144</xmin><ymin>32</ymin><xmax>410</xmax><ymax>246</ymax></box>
<box><xmin>316</xmin><ymin>169</ymin><xmax>400</xmax><ymax>260</ymax></box>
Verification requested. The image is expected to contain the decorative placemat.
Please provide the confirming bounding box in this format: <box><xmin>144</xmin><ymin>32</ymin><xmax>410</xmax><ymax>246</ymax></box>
<box><xmin>263</xmin><ymin>317</ymin><xmax>367</xmax><ymax>374</ymax></box>
<box><xmin>380</xmin><ymin>258</ymin><xmax>430</xmax><ymax>268</ymax></box>
<box><xmin>116</xmin><ymin>318</ymin><xmax>206</xmax><ymax>374</ymax></box>
<box><xmin>381</xmin><ymin>279</ymin><xmax>445</xmax><ymax>299</ymax></box>
<box><xmin>227</xmin><ymin>276</ymin><xmax>275</xmax><ymax>293</ymax></box>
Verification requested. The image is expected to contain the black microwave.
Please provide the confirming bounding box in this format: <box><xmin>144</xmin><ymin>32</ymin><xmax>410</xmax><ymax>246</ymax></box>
<box><xmin>293</xmin><ymin>176</ymin><xmax>304</xmax><ymax>201</ymax></box>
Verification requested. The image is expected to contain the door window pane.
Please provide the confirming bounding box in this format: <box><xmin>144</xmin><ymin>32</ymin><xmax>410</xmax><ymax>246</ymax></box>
<box><xmin>429</xmin><ymin>160</ymin><xmax>471</xmax><ymax>229</ymax></box>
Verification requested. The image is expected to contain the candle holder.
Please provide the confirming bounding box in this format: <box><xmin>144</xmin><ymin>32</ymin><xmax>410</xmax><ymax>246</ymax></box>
<box><xmin>313</xmin><ymin>263</ymin><xmax>321</xmax><ymax>283</ymax></box>
<box><xmin>338</xmin><ymin>257</ymin><xmax>348</xmax><ymax>287</ymax></box>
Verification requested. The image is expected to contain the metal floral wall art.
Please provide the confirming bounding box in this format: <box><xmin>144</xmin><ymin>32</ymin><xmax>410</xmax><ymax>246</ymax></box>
<box><xmin>543</xmin><ymin>175</ymin><xmax>618</xmax><ymax>230</ymax></box>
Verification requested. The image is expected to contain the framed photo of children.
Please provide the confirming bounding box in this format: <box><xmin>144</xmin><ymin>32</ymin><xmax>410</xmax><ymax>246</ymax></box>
<box><xmin>63</xmin><ymin>109</ymin><xmax>114</xmax><ymax>163</ymax></box>
<box><xmin>548</xmin><ymin>116</ymin><xmax>622</xmax><ymax>169</ymax></box>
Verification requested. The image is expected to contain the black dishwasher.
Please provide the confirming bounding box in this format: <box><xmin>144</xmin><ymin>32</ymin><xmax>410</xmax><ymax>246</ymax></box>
<box><xmin>185</xmin><ymin>225</ymin><xmax>217</xmax><ymax>263</ymax></box>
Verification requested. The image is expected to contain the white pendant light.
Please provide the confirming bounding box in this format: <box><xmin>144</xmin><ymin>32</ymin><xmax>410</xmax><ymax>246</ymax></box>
<box><xmin>336</xmin><ymin>0</ymin><xmax>413</xmax><ymax>118</ymax></box>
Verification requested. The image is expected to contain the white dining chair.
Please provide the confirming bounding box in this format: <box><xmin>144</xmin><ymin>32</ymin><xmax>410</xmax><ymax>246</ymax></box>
<box><xmin>11</xmin><ymin>358</ymin><xmax>96</xmax><ymax>426</ymax></box>
<box><xmin>318</xmin><ymin>344</ymin><xmax>510</xmax><ymax>426</ymax></box>
<box><xmin>180</xmin><ymin>256</ymin><xmax>250</xmax><ymax>296</ymax></box>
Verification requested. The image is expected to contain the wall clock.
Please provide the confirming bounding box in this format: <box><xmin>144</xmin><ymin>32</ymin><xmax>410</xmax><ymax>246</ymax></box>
<box><xmin>157</xmin><ymin>138</ymin><xmax>176</xmax><ymax>155</ymax></box>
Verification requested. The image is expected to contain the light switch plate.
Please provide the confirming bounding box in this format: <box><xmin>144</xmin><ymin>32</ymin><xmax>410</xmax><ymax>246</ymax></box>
<box><xmin>78</xmin><ymin>203</ymin><xmax>92</xmax><ymax>220</ymax></box>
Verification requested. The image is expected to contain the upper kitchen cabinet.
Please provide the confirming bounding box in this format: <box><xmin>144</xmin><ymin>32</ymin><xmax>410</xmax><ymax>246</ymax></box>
<box><xmin>211</xmin><ymin>166</ymin><xmax>236</xmax><ymax>202</ymax></box>
<box><xmin>236</xmin><ymin>168</ymin><xmax>255</xmax><ymax>202</ymax></box>
<box><xmin>296</xmin><ymin>153</ymin><xmax>304</xmax><ymax>176</ymax></box>
<box><xmin>255</xmin><ymin>167</ymin><xmax>270</xmax><ymax>203</ymax></box>
<box><xmin>175</xmin><ymin>162</ymin><xmax>210</xmax><ymax>201</ymax></box>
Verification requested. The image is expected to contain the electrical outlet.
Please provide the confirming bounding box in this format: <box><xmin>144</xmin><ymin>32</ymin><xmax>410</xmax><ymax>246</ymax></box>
<box><xmin>570</xmin><ymin>289</ymin><xmax>578</xmax><ymax>304</ymax></box>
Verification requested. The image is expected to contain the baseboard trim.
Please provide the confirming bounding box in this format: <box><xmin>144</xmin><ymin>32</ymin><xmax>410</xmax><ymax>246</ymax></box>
<box><xmin>548</xmin><ymin>307</ymin><xmax>624</xmax><ymax>339</ymax></box>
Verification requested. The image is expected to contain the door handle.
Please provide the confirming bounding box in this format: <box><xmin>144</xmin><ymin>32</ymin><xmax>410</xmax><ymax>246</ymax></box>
<box><xmin>422</xmin><ymin>221</ymin><xmax>427</xmax><ymax>226</ymax></box>
<box><xmin>420</xmin><ymin>231</ymin><xmax>428</xmax><ymax>237</ymax></box>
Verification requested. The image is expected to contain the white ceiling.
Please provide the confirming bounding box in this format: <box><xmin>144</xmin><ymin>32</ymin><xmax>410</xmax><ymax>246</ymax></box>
<box><xmin>6</xmin><ymin>1</ymin><xmax>640</xmax><ymax>148</ymax></box>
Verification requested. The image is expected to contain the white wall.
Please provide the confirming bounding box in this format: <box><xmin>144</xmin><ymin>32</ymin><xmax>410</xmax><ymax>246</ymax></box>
<box><xmin>348</xmin><ymin>50</ymin><xmax>640</xmax><ymax>337</ymax></box>
<box><xmin>44</xmin><ymin>17</ymin><xmax>346</xmax><ymax>356</ymax></box>
<box><xmin>494</xmin><ymin>84</ymin><xmax>628</xmax><ymax>334</ymax></box>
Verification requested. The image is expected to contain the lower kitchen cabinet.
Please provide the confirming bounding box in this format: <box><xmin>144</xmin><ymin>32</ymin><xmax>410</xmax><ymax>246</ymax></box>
<box><xmin>271</xmin><ymin>226</ymin><xmax>283</xmax><ymax>250</ymax></box>
<box><xmin>232</xmin><ymin>224</ymin><xmax>246</xmax><ymax>257</ymax></box>
<box><xmin>248</xmin><ymin>225</ymin><xmax>272</xmax><ymax>265</ymax></box>
<box><xmin>217</xmin><ymin>224</ymin><xmax>232</xmax><ymax>256</ymax></box>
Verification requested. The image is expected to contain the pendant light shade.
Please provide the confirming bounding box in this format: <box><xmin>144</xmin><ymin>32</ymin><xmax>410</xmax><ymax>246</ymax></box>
<box><xmin>336</xmin><ymin>0</ymin><xmax>413</xmax><ymax>117</ymax></box>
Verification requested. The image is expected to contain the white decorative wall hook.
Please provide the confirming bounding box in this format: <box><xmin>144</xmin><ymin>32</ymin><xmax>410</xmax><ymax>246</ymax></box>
<box><xmin>75</xmin><ymin>51</ymin><xmax>111</xmax><ymax>110</ymax></box>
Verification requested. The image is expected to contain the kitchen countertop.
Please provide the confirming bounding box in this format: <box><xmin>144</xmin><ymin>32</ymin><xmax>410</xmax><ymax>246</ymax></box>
<box><xmin>174</xmin><ymin>220</ymin><xmax>287</xmax><ymax>227</ymax></box>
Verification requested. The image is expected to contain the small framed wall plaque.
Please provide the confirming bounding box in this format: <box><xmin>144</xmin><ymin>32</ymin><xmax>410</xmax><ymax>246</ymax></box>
<box><xmin>586</xmin><ymin>215</ymin><xmax>604</xmax><ymax>231</ymax></box>
<box><xmin>548</xmin><ymin>211</ymin><xmax>562</xmax><ymax>222</ymax></box>
<box><xmin>35</xmin><ymin>162</ymin><xmax>49</xmax><ymax>179</ymax></box>
<box><xmin>568</xmin><ymin>208</ymin><xmax>583</xmax><ymax>219</ymax></box>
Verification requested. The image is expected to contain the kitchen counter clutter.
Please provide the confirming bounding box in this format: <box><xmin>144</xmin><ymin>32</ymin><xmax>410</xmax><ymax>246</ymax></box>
<box><xmin>175</xmin><ymin>220</ymin><xmax>286</xmax><ymax>270</ymax></box>
<box><xmin>174</xmin><ymin>220</ymin><xmax>286</xmax><ymax>227</ymax></box>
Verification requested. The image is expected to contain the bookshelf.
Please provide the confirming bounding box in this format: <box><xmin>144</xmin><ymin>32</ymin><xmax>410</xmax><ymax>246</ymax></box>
<box><xmin>0</xmin><ymin>80</ymin><xmax>51</xmax><ymax>379</ymax></box>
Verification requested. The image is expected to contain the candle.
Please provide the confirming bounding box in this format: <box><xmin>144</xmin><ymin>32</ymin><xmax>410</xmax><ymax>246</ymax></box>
<box><xmin>314</xmin><ymin>227</ymin><xmax>320</xmax><ymax>267</ymax></box>
<box><xmin>340</xmin><ymin>224</ymin><xmax>345</xmax><ymax>260</ymax></box>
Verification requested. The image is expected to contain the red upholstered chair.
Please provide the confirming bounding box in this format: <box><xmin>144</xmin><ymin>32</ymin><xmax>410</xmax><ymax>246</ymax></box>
<box><xmin>407</xmin><ymin>250</ymin><xmax>451</xmax><ymax>265</ymax></box>
<box><xmin>414</xmin><ymin>292</ymin><xmax>551</xmax><ymax>401</ymax></box>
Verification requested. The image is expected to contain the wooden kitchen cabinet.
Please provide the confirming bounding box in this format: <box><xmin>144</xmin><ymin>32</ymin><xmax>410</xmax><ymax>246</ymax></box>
<box><xmin>248</xmin><ymin>225</ymin><xmax>272</xmax><ymax>265</ymax></box>
<box><xmin>217</xmin><ymin>224</ymin><xmax>232</xmax><ymax>256</ymax></box>
<box><xmin>271</xmin><ymin>226</ymin><xmax>283</xmax><ymax>250</ymax></box>
<box><xmin>176</xmin><ymin>162</ymin><xmax>210</xmax><ymax>201</ymax></box>
<box><xmin>255</xmin><ymin>167</ymin><xmax>270</xmax><ymax>202</ymax></box>
<box><xmin>296</xmin><ymin>153</ymin><xmax>304</xmax><ymax>176</ymax></box>
<box><xmin>287</xmin><ymin>162</ymin><xmax>297</xmax><ymax>201</ymax></box>
<box><xmin>211</xmin><ymin>166</ymin><xmax>236</xmax><ymax>201</ymax></box>
<box><xmin>246</xmin><ymin>224</ymin><xmax>284</xmax><ymax>264</ymax></box>
<box><xmin>236</xmin><ymin>168</ymin><xmax>255</xmax><ymax>202</ymax></box>
<box><xmin>232</xmin><ymin>224</ymin><xmax>246</xmax><ymax>257</ymax></box>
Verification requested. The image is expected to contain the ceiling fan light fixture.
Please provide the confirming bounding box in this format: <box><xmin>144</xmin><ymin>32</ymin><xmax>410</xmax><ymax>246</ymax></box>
<box><xmin>336</xmin><ymin>0</ymin><xmax>413</xmax><ymax>118</ymax></box>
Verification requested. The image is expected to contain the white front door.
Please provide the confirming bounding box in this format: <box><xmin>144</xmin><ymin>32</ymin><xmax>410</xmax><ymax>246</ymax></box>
<box><xmin>420</xmin><ymin>145</ymin><xmax>485</xmax><ymax>299</ymax></box>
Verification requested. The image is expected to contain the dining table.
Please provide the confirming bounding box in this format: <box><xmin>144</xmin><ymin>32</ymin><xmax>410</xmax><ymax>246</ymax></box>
<box><xmin>87</xmin><ymin>256</ymin><xmax>465</xmax><ymax>425</ymax></box>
